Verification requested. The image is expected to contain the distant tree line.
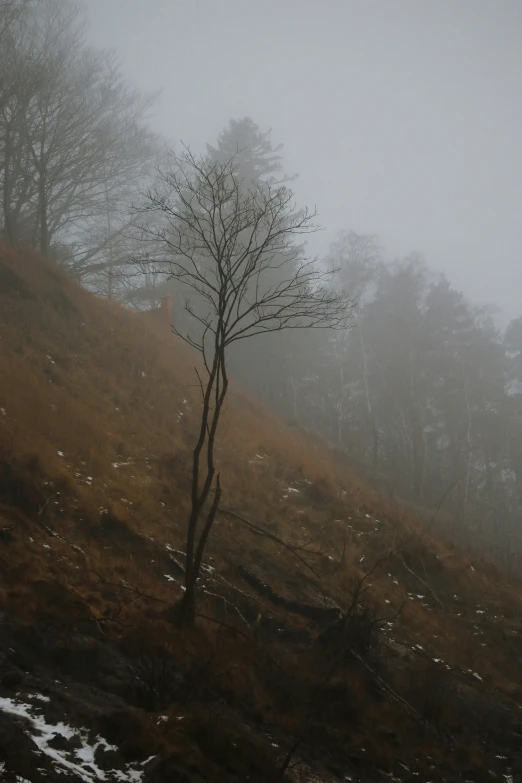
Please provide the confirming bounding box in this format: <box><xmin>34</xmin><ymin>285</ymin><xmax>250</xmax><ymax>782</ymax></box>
<box><xmin>193</xmin><ymin>118</ymin><xmax>522</xmax><ymax>568</ymax></box>
<box><xmin>291</xmin><ymin>239</ymin><xmax>522</xmax><ymax>568</ymax></box>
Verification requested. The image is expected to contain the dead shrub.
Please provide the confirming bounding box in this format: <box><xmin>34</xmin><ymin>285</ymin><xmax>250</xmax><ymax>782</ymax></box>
<box><xmin>316</xmin><ymin>605</ymin><xmax>381</xmax><ymax>662</ymax></box>
<box><xmin>122</xmin><ymin>628</ymin><xmax>183</xmax><ymax>711</ymax></box>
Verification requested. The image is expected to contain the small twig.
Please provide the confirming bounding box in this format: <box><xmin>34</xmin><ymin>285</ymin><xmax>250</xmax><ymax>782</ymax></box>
<box><xmin>194</xmin><ymin>612</ymin><xmax>251</xmax><ymax>641</ymax></box>
<box><xmin>398</xmin><ymin>554</ymin><xmax>445</xmax><ymax>611</ymax></box>
<box><xmin>82</xmin><ymin>569</ymin><xmax>169</xmax><ymax>604</ymax></box>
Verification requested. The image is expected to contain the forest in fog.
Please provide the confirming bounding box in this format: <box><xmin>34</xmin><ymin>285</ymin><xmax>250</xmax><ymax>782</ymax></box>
<box><xmin>2</xmin><ymin>0</ymin><xmax>522</xmax><ymax>568</ymax></box>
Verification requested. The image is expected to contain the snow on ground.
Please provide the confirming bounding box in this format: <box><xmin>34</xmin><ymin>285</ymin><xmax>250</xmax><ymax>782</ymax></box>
<box><xmin>0</xmin><ymin>695</ymin><xmax>154</xmax><ymax>782</ymax></box>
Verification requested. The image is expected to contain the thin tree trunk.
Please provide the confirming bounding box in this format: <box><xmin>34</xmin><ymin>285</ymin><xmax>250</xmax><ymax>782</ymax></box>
<box><xmin>410</xmin><ymin>400</ymin><xmax>427</xmax><ymax>501</ymax></box>
<box><xmin>103</xmin><ymin>167</ymin><xmax>114</xmax><ymax>299</ymax></box>
<box><xmin>180</xmin><ymin>343</ymin><xmax>228</xmax><ymax>627</ymax></box>
<box><xmin>461</xmin><ymin>360</ymin><xmax>473</xmax><ymax>522</ymax></box>
<box><xmin>2</xmin><ymin>124</ymin><xmax>14</xmax><ymax>243</ymax></box>
<box><xmin>39</xmin><ymin>166</ymin><xmax>49</xmax><ymax>255</ymax></box>
<box><xmin>358</xmin><ymin>307</ymin><xmax>378</xmax><ymax>468</ymax></box>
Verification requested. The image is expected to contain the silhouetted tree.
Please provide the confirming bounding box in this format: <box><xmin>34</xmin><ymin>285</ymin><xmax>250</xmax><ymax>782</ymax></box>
<box><xmin>141</xmin><ymin>149</ymin><xmax>352</xmax><ymax>626</ymax></box>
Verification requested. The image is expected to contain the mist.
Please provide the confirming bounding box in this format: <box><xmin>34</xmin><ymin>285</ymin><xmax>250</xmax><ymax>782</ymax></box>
<box><xmin>85</xmin><ymin>0</ymin><xmax>522</xmax><ymax>322</ymax></box>
<box><xmin>4</xmin><ymin>2</ymin><xmax>522</xmax><ymax>776</ymax></box>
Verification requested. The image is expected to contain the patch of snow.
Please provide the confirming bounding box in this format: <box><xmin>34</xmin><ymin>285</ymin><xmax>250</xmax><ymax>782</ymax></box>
<box><xmin>0</xmin><ymin>696</ymin><xmax>153</xmax><ymax>782</ymax></box>
<box><xmin>57</xmin><ymin>451</ymin><xmax>64</xmax><ymax>457</ymax></box>
<box><xmin>164</xmin><ymin>575</ymin><xmax>175</xmax><ymax>582</ymax></box>
<box><xmin>0</xmin><ymin>407</ymin><xmax>6</xmax><ymax>416</ymax></box>
<box><xmin>27</xmin><ymin>693</ymin><xmax>50</xmax><ymax>702</ymax></box>
<box><xmin>287</xmin><ymin>487</ymin><xmax>299</xmax><ymax>493</ymax></box>
<box><xmin>472</xmin><ymin>672</ymin><xmax>483</xmax><ymax>681</ymax></box>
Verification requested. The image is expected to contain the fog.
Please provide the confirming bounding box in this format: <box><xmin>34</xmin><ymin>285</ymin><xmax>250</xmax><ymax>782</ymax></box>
<box><xmin>3</xmin><ymin>6</ymin><xmax>522</xmax><ymax>771</ymax></box>
<box><xmin>3</xmin><ymin>0</ymin><xmax>522</xmax><ymax>560</ymax></box>
<box><xmin>85</xmin><ymin>0</ymin><xmax>522</xmax><ymax>321</ymax></box>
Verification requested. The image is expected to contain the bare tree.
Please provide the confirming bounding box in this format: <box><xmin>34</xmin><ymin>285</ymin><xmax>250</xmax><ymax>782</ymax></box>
<box><xmin>0</xmin><ymin>0</ymin><xmax>158</xmax><ymax>269</ymax></box>
<box><xmin>141</xmin><ymin>149</ymin><xmax>352</xmax><ymax>626</ymax></box>
<box><xmin>0</xmin><ymin>0</ymin><xmax>36</xmax><ymax>243</ymax></box>
<box><xmin>0</xmin><ymin>0</ymin><xmax>26</xmax><ymax>42</ymax></box>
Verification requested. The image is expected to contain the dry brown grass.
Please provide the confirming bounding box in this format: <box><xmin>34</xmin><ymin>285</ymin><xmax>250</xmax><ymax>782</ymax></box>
<box><xmin>2</xmin><ymin>243</ymin><xmax>522</xmax><ymax>778</ymax></box>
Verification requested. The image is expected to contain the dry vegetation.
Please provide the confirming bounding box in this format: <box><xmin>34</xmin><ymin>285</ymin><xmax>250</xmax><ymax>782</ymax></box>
<box><xmin>1</xmin><ymin>243</ymin><xmax>522</xmax><ymax>782</ymax></box>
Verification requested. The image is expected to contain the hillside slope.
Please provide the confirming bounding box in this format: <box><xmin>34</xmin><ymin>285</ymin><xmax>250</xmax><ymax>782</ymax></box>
<box><xmin>0</xmin><ymin>244</ymin><xmax>521</xmax><ymax>783</ymax></box>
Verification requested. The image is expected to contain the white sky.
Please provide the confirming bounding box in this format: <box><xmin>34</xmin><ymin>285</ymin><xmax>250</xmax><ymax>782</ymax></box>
<box><xmin>85</xmin><ymin>0</ymin><xmax>522</xmax><ymax>324</ymax></box>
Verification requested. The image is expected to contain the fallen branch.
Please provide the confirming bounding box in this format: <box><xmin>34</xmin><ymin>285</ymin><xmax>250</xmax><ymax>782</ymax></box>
<box><xmin>217</xmin><ymin>505</ymin><xmax>322</xmax><ymax>578</ymax></box>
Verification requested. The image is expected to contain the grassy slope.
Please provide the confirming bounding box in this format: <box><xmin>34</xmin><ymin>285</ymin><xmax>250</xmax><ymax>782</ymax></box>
<box><xmin>1</xmin><ymin>243</ymin><xmax>522</xmax><ymax>782</ymax></box>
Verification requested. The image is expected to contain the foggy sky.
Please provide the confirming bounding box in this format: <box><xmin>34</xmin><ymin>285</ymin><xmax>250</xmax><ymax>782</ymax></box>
<box><xmin>86</xmin><ymin>0</ymin><xmax>522</xmax><ymax>324</ymax></box>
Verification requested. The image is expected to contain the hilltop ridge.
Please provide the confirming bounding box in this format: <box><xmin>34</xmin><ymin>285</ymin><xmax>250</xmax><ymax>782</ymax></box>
<box><xmin>0</xmin><ymin>243</ymin><xmax>522</xmax><ymax>782</ymax></box>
